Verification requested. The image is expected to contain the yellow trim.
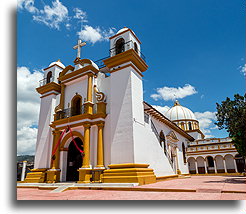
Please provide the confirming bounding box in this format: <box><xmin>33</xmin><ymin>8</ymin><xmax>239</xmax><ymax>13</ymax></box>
<box><xmin>101</xmin><ymin>163</ymin><xmax>156</xmax><ymax>185</ymax></box>
<box><xmin>59</xmin><ymin>65</ymin><xmax>98</xmax><ymax>83</ymax></box>
<box><xmin>96</xmin><ymin>122</ymin><xmax>104</xmax><ymax>168</ymax></box>
<box><xmin>87</xmin><ymin>74</ymin><xmax>93</xmax><ymax>102</ymax></box>
<box><xmin>36</xmin><ymin>82</ymin><xmax>61</xmax><ymax>95</ymax></box>
<box><xmin>60</xmin><ymin>130</ymin><xmax>84</xmax><ymax>150</ymax></box>
<box><xmin>103</xmin><ymin>49</ymin><xmax>148</xmax><ymax>73</ymax></box>
<box><xmin>82</xmin><ymin>123</ymin><xmax>91</xmax><ymax>168</ymax></box>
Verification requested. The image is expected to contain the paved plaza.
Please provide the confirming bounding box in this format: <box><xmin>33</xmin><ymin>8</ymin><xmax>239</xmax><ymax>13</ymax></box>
<box><xmin>17</xmin><ymin>175</ymin><xmax>246</xmax><ymax>200</ymax></box>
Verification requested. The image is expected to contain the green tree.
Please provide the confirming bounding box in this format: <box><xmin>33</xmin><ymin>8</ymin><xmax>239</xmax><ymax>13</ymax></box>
<box><xmin>215</xmin><ymin>94</ymin><xmax>245</xmax><ymax>158</ymax></box>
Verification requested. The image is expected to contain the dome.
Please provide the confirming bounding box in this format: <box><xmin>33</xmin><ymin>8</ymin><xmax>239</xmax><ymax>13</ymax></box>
<box><xmin>116</xmin><ymin>27</ymin><xmax>129</xmax><ymax>34</ymax></box>
<box><xmin>48</xmin><ymin>60</ymin><xmax>65</xmax><ymax>69</ymax></box>
<box><xmin>165</xmin><ymin>100</ymin><xmax>197</xmax><ymax>121</ymax></box>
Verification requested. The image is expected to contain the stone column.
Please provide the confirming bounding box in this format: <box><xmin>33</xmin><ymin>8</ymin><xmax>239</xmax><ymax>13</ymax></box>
<box><xmin>223</xmin><ymin>158</ymin><xmax>228</xmax><ymax>173</ymax></box>
<box><xmin>195</xmin><ymin>159</ymin><xmax>198</xmax><ymax>174</ymax></box>
<box><xmin>213</xmin><ymin>158</ymin><xmax>217</xmax><ymax>173</ymax></box>
<box><xmin>233</xmin><ymin>158</ymin><xmax>238</xmax><ymax>173</ymax></box>
<box><xmin>78</xmin><ymin>123</ymin><xmax>92</xmax><ymax>183</ymax></box>
<box><xmin>96</xmin><ymin>122</ymin><xmax>105</xmax><ymax>168</ymax></box>
<box><xmin>204</xmin><ymin>158</ymin><xmax>208</xmax><ymax>174</ymax></box>
<box><xmin>21</xmin><ymin>161</ymin><xmax>27</xmax><ymax>181</ymax></box>
<box><xmin>82</xmin><ymin>123</ymin><xmax>91</xmax><ymax>168</ymax></box>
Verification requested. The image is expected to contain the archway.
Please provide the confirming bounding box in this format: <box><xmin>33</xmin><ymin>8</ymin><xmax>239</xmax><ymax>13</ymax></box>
<box><xmin>182</xmin><ymin>143</ymin><xmax>186</xmax><ymax>163</ymax></box>
<box><xmin>187</xmin><ymin>157</ymin><xmax>196</xmax><ymax>174</ymax></box>
<box><xmin>215</xmin><ymin>155</ymin><xmax>224</xmax><ymax>173</ymax></box>
<box><xmin>115</xmin><ymin>38</ymin><xmax>125</xmax><ymax>55</ymax></box>
<box><xmin>235</xmin><ymin>154</ymin><xmax>245</xmax><ymax>173</ymax></box>
<box><xmin>225</xmin><ymin>154</ymin><xmax>235</xmax><ymax>173</ymax></box>
<box><xmin>196</xmin><ymin>156</ymin><xmax>205</xmax><ymax>174</ymax></box>
<box><xmin>66</xmin><ymin>137</ymin><xmax>83</xmax><ymax>181</ymax></box>
<box><xmin>134</xmin><ymin>42</ymin><xmax>138</xmax><ymax>53</ymax></box>
<box><xmin>206</xmin><ymin>156</ymin><xmax>214</xmax><ymax>173</ymax></box>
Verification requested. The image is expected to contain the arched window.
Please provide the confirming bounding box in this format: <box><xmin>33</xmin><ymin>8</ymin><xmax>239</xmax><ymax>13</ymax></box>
<box><xmin>115</xmin><ymin>38</ymin><xmax>125</xmax><ymax>55</ymax></box>
<box><xmin>71</xmin><ymin>95</ymin><xmax>82</xmax><ymax>116</ymax></box>
<box><xmin>188</xmin><ymin>122</ymin><xmax>192</xmax><ymax>130</ymax></box>
<box><xmin>207</xmin><ymin>156</ymin><xmax>214</xmax><ymax>167</ymax></box>
<box><xmin>159</xmin><ymin>131</ymin><xmax>166</xmax><ymax>153</ymax></box>
<box><xmin>46</xmin><ymin>71</ymin><xmax>52</xmax><ymax>84</ymax></box>
<box><xmin>134</xmin><ymin>42</ymin><xmax>138</xmax><ymax>53</ymax></box>
<box><xmin>182</xmin><ymin>143</ymin><xmax>186</xmax><ymax>163</ymax></box>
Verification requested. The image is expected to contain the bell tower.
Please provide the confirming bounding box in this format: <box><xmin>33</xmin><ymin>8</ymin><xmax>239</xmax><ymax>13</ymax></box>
<box><xmin>102</xmin><ymin>28</ymin><xmax>155</xmax><ymax>185</ymax></box>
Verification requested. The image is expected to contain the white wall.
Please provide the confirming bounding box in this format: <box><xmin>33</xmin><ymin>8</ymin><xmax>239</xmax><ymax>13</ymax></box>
<box><xmin>34</xmin><ymin>94</ymin><xmax>57</xmax><ymax>169</ymax></box>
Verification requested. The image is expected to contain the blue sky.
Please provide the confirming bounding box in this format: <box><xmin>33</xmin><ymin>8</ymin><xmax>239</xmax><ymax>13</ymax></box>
<box><xmin>17</xmin><ymin>0</ymin><xmax>245</xmax><ymax>155</ymax></box>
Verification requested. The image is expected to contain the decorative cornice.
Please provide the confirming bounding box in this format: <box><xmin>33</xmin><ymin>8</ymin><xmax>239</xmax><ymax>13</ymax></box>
<box><xmin>109</xmin><ymin>28</ymin><xmax>141</xmax><ymax>44</ymax></box>
<box><xmin>36</xmin><ymin>82</ymin><xmax>61</xmax><ymax>95</ymax></box>
<box><xmin>103</xmin><ymin>49</ymin><xmax>148</xmax><ymax>73</ymax></box>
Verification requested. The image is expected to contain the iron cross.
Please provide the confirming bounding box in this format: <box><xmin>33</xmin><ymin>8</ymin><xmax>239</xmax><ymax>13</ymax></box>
<box><xmin>73</xmin><ymin>39</ymin><xmax>86</xmax><ymax>58</ymax></box>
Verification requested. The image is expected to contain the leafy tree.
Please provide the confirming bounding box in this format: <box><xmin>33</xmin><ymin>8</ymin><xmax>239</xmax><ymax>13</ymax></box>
<box><xmin>215</xmin><ymin>94</ymin><xmax>245</xmax><ymax>158</ymax></box>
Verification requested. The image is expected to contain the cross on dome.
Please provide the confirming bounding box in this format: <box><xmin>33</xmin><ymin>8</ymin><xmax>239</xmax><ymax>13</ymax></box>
<box><xmin>73</xmin><ymin>39</ymin><xmax>86</xmax><ymax>59</ymax></box>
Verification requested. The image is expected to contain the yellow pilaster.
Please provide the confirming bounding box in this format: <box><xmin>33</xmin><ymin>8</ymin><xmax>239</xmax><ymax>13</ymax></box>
<box><xmin>46</xmin><ymin>130</ymin><xmax>61</xmax><ymax>183</ymax></box>
<box><xmin>60</xmin><ymin>83</ymin><xmax>66</xmax><ymax>109</ymax></box>
<box><xmin>87</xmin><ymin>74</ymin><xmax>93</xmax><ymax>102</ymax></box>
<box><xmin>96</xmin><ymin>122</ymin><xmax>104</xmax><ymax>168</ymax></box>
<box><xmin>82</xmin><ymin>123</ymin><xmax>91</xmax><ymax>168</ymax></box>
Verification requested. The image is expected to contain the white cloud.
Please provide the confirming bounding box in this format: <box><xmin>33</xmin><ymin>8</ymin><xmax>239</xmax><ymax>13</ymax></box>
<box><xmin>18</xmin><ymin>0</ymin><xmax>39</xmax><ymax>13</ymax></box>
<box><xmin>17</xmin><ymin>66</ymin><xmax>43</xmax><ymax>155</ymax></box>
<box><xmin>152</xmin><ymin>105</ymin><xmax>170</xmax><ymax>115</ymax></box>
<box><xmin>238</xmin><ymin>64</ymin><xmax>246</xmax><ymax>76</ymax></box>
<box><xmin>151</xmin><ymin>84</ymin><xmax>197</xmax><ymax>101</ymax></box>
<box><xmin>73</xmin><ymin>8</ymin><xmax>87</xmax><ymax>23</ymax></box>
<box><xmin>194</xmin><ymin>111</ymin><xmax>217</xmax><ymax>138</ymax></box>
<box><xmin>33</xmin><ymin>0</ymin><xmax>69</xmax><ymax>30</ymax></box>
<box><xmin>77</xmin><ymin>25</ymin><xmax>115</xmax><ymax>44</ymax></box>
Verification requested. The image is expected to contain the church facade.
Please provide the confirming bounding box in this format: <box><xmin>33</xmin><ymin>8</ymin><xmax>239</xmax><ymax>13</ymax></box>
<box><xmin>24</xmin><ymin>27</ymin><xmax>242</xmax><ymax>185</ymax></box>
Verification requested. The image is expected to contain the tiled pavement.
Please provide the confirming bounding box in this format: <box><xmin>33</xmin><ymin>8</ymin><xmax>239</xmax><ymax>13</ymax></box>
<box><xmin>17</xmin><ymin>175</ymin><xmax>246</xmax><ymax>200</ymax></box>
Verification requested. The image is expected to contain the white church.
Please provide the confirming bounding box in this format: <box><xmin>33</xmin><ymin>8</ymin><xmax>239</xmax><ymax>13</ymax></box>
<box><xmin>24</xmin><ymin>27</ymin><xmax>242</xmax><ymax>185</ymax></box>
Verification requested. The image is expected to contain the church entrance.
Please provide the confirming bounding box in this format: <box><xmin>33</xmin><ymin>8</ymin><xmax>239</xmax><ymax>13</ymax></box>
<box><xmin>66</xmin><ymin>137</ymin><xmax>83</xmax><ymax>181</ymax></box>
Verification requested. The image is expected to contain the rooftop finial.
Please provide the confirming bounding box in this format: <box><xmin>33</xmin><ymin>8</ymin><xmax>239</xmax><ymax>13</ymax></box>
<box><xmin>174</xmin><ymin>100</ymin><xmax>180</xmax><ymax>106</ymax></box>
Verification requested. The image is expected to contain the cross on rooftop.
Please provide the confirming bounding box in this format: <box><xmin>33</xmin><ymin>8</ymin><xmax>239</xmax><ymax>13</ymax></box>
<box><xmin>73</xmin><ymin>39</ymin><xmax>86</xmax><ymax>59</ymax></box>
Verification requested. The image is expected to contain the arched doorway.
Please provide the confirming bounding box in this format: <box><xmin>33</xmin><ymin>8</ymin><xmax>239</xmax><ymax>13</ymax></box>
<box><xmin>159</xmin><ymin>130</ymin><xmax>166</xmax><ymax>153</ymax></box>
<box><xmin>115</xmin><ymin>38</ymin><xmax>125</xmax><ymax>55</ymax></box>
<box><xmin>235</xmin><ymin>154</ymin><xmax>245</xmax><ymax>173</ymax></box>
<box><xmin>206</xmin><ymin>156</ymin><xmax>214</xmax><ymax>173</ymax></box>
<box><xmin>66</xmin><ymin>137</ymin><xmax>83</xmax><ymax>181</ymax></box>
<box><xmin>215</xmin><ymin>155</ymin><xmax>224</xmax><ymax>173</ymax></box>
<box><xmin>197</xmin><ymin>156</ymin><xmax>205</xmax><ymax>174</ymax></box>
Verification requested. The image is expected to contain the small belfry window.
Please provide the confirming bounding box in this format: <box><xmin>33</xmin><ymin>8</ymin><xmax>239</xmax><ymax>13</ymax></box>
<box><xmin>46</xmin><ymin>71</ymin><xmax>52</xmax><ymax>84</ymax></box>
<box><xmin>115</xmin><ymin>38</ymin><xmax>125</xmax><ymax>55</ymax></box>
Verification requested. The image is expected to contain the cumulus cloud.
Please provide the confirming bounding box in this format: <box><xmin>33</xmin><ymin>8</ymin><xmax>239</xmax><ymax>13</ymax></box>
<box><xmin>17</xmin><ymin>66</ymin><xmax>43</xmax><ymax>155</ymax></box>
<box><xmin>33</xmin><ymin>0</ymin><xmax>69</xmax><ymax>30</ymax></box>
<box><xmin>151</xmin><ymin>84</ymin><xmax>197</xmax><ymax>101</ymax></box>
<box><xmin>77</xmin><ymin>25</ymin><xmax>115</xmax><ymax>44</ymax></box>
<box><xmin>194</xmin><ymin>111</ymin><xmax>217</xmax><ymax>138</ymax></box>
<box><xmin>152</xmin><ymin>105</ymin><xmax>170</xmax><ymax>115</ymax></box>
